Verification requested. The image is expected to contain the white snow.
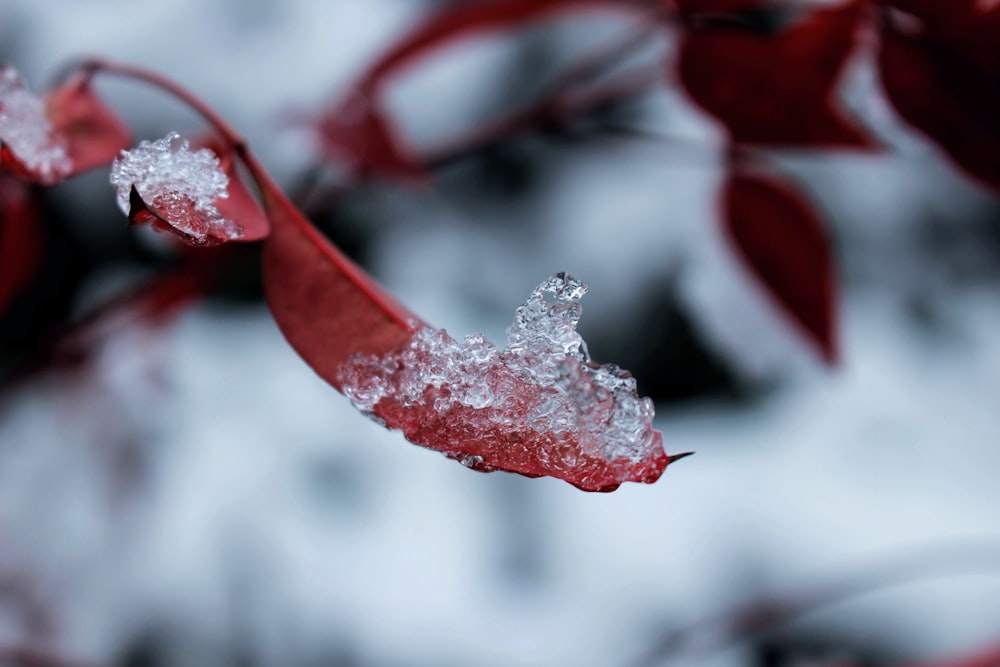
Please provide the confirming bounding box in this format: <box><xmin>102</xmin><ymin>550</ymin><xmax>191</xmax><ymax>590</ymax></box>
<box><xmin>110</xmin><ymin>132</ymin><xmax>239</xmax><ymax>243</ymax></box>
<box><xmin>339</xmin><ymin>273</ymin><xmax>660</xmax><ymax>464</ymax></box>
<box><xmin>0</xmin><ymin>64</ymin><xmax>72</xmax><ymax>183</ymax></box>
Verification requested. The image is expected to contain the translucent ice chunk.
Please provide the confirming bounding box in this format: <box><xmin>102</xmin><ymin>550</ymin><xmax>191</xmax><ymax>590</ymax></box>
<box><xmin>0</xmin><ymin>65</ymin><xmax>72</xmax><ymax>183</ymax></box>
<box><xmin>338</xmin><ymin>273</ymin><xmax>669</xmax><ymax>491</ymax></box>
<box><xmin>110</xmin><ymin>132</ymin><xmax>241</xmax><ymax>243</ymax></box>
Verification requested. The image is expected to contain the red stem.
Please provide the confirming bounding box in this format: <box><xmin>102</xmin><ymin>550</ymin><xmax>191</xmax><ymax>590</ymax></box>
<box><xmin>70</xmin><ymin>59</ymin><xmax>312</xmax><ymax>241</ymax></box>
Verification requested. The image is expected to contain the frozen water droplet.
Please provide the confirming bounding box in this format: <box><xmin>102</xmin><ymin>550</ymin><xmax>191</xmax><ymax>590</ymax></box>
<box><xmin>460</xmin><ymin>455</ymin><xmax>484</xmax><ymax>469</ymax></box>
<box><xmin>110</xmin><ymin>132</ymin><xmax>241</xmax><ymax>243</ymax></box>
<box><xmin>0</xmin><ymin>65</ymin><xmax>72</xmax><ymax>183</ymax></box>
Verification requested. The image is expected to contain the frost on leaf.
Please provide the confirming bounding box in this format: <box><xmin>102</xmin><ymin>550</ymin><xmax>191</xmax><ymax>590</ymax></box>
<box><xmin>338</xmin><ymin>273</ymin><xmax>681</xmax><ymax>492</ymax></box>
<box><xmin>0</xmin><ymin>65</ymin><xmax>73</xmax><ymax>184</ymax></box>
<box><xmin>110</xmin><ymin>132</ymin><xmax>242</xmax><ymax>246</ymax></box>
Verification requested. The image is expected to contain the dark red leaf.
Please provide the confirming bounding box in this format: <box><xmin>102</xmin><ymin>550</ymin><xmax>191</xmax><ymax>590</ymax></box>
<box><xmin>0</xmin><ymin>176</ymin><xmax>44</xmax><ymax>315</ymax></box>
<box><xmin>878</xmin><ymin>6</ymin><xmax>1000</xmax><ymax>189</ymax></box>
<box><xmin>678</xmin><ymin>0</ymin><xmax>874</xmax><ymax>148</ymax></box>
<box><xmin>315</xmin><ymin>0</ymin><xmax>647</xmax><ymax>179</ymax></box>
<box><xmin>723</xmin><ymin>169</ymin><xmax>837</xmax><ymax>363</ymax></box>
<box><xmin>45</xmin><ymin>74</ymin><xmax>131</xmax><ymax>175</ymax></box>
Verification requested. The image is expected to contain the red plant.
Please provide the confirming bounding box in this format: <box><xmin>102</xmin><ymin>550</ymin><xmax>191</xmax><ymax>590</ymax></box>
<box><xmin>0</xmin><ymin>1</ymin><xmax>997</xmax><ymax>490</ymax></box>
<box><xmin>0</xmin><ymin>0</ymin><xmax>998</xmax><ymax>664</ymax></box>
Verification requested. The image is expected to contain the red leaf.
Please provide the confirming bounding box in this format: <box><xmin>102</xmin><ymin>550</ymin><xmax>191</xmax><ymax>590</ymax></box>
<box><xmin>878</xmin><ymin>6</ymin><xmax>1000</xmax><ymax>189</ymax></box>
<box><xmin>723</xmin><ymin>169</ymin><xmax>838</xmax><ymax>363</ymax></box>
<box><xmin>315</xmin><ymin>90</ymin><xmax>425</xmax><ymax>182</ymax></box>
<box><xmin>45</xmin><ymin>74</ymin><xmax>131</xmax><ymax>175</ymax></box>
<box><xmin>190</xmin><ymin>134</ymin><xmax>269</xmax><ymax>242</ymax></box>
<box><xmin>113</xmin><ymin>133</ymin><xmax>264</xmax><ymax>247</ymax></box>
<box><xmin>335</xmin><ymin>281</ymin><xmax>689</xmax><ymax>491</ymax></box>
<box><xmin>0</xmin><ymin>175</ymin><xmax>44</xmax><ymax>315</ymax></box>
<box><xmin>314</xmin><ymin>0</ymin><xmax>646</xmax><ymax>179</ymax></box>
<box><xmin>899</xmin><ymin>642</ymin><xmax>1000</xmax><ymax>667</ymax></box>
<box><xmin>261</xmin><ymin>182</ymin><xmax>421</xmax><ymax>388</ymax></box>
<box><xmin>678</xmin><ymin>0</ymin><xmax>874</xmax><ymax>148</ymax></box>
<box><xmin>259</xmin><ymin>174</ymin><xmax>687</xmax><ymax>491</ymax></box>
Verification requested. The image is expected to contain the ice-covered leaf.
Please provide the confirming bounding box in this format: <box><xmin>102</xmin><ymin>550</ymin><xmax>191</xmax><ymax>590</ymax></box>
<box><xmin>677</xmin><ymin>0</ymin><xmax>873</xmax><ymax>148</ymax></box>
<box><xmin>110</xmin><ymin>133</ymin><xmax>244</xmax><ymax>247</ymax></box>
<box><xmin>723</xmin><ymin>170</ymin><xmax>837</xmax><ymax>363</ymax></box>
<box><xmin>313</xmin><ymin>0</ymin><xmax>644</xmax><ymax>179</ymax></box>
<box><xmin>338</xmin><ymin>273</ymin><xmax>686</xmax><ymax>492</ymax></box>
<box><xmin>46</xmin><ymin>268</ymin><xmax>211</xmax><ymax>373</ymax></box>
<box><xmin>261</xmin><ymin>178</ymin><xmax>421</xmax><ymax>384</ymax></box>
<box><xmin>0</xmin><ymin>175</ymin><xmax>44</xmax><ymax>316</ymax></box>
<box><xmin>878</xmin><ymin>3</ymin><xmax>1000</xmax><ymax>189</ymax></box>
<box><xmin>259</xmin><ymin>173</ymin><xmax>683</xmax><ymax>490</ymax></box>
<box><xmin>45</xmin><ymin>74</ymin><xmax>131</xmax><ymax>175</ymax></box>
<box><xmin>0</xmin><ymin>65</ymin><xmax>72</xmax><ymax>184</ymax></box>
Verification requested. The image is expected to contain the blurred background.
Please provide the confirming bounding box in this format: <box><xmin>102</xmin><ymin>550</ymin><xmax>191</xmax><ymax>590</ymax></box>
<box><xmin>2</xmin><ymin>0</ymin><xmax>1000</xmax><ymax>665</ymax></box>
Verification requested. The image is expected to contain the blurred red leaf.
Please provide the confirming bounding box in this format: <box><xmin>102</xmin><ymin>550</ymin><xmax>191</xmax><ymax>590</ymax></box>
<box><xmin>878</xmin><ymin>5</ymin><xmax>1000</xmax><ymax>189</ymax></box>
<box><xmin>899</xmin><ymin>642</ymin><xmax>1000</xmax><ymax>667</ymax></box>
<box><xmin>315</xmin><ymin>90</ymin><xmax>425</xmax><ymax>182</ymax></box>
<box><xmin>723</xmin><ymin>169</ymin><xmax>837</xmax><ymax>363</ymax></box>
<box><xmin>261</xmin><ymin>181</ymin><xmax>421</xmax><ymax>390</ymax></box>
<box><xmin>678</xmin><ymin>0</ymin><xmax>874</xmax><ymax>148</ymax></box>
<box><xmin>45</xmin><ymin>74</ymin><xmax>131</xmax><ymax>175</ymax></box>
<box><xmin>365</xmin><ymin>0</ymin><xmax>646</xmax><ymax>83</ymax></box>
<box><xmin>0</xmin><ymin>176</ymin><xmax>44</xmax><ymax>316</ymax></box>
<box><xmin>314</xmin><ymin>0</ymin><xmax>648</xmax><ymax>179</ymax></box>
<box><xmin>879</xmin><ymin>0</ymin><xmax>981</xmax><ymax>37</ymax></box>
<box><xmin>674</xmin><ymin>0</ymin><xmax>776</xmax><ymax>17</ymax></box>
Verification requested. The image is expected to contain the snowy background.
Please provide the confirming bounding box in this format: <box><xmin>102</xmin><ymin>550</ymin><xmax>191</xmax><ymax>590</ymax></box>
<box><xmin>2</xmin><ymin>1</ymin><xmax>1000</xmax><ymax>666</ymax></box>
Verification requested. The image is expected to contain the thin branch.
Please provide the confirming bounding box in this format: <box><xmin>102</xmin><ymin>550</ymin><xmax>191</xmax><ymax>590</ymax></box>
<box><xmin>627</xmin><ymin>541</ymin><xmax>1000</xmax><ymax>667</ymax></box>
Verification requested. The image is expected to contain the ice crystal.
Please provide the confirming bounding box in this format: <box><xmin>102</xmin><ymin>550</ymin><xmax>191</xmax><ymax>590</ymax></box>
<box><xmin>110</xmin><ymin>133</ymin><xmax>241</xmax><ymax>244</ymax></box>
<box><xmin>0</xmin><ymin>65</ymin><xmax>72</xmax><ymax>183</ymax></box>
<box><xmin>338</xmin><ymin>273</ymin><xmax>668</xmax><ymax>491</ymax></box>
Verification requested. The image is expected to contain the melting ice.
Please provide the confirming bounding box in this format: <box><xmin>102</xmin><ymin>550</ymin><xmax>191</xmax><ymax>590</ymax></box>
<box><xmin>110</xmin><ymin>132</ymin><xmax>241</xmax><ymax>243</ymax></box>
<box><xmin>0</xmin><ymin>65</ymin><xmax>72</xmax><ymax>183</ymax></box>
<box><xmin>338</xmin><ymin>273</ymin><xmax>663</xmax><ymax>468</ymax></box>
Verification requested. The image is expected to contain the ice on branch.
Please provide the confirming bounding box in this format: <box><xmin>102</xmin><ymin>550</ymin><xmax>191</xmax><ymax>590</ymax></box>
<box><xmin>110</xmin><ymin>132</ymin><xmax>241</xmax><ymax>245</ymax></box>
<box><xmin>0</xmin><ymin>65</ymin><xmax>72</xmax><ymax>183</ymax></box>
<box><xmin>338</xmin><ymin>273</ymin><xmax>672</xmax><ymax>491</ymax></box>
